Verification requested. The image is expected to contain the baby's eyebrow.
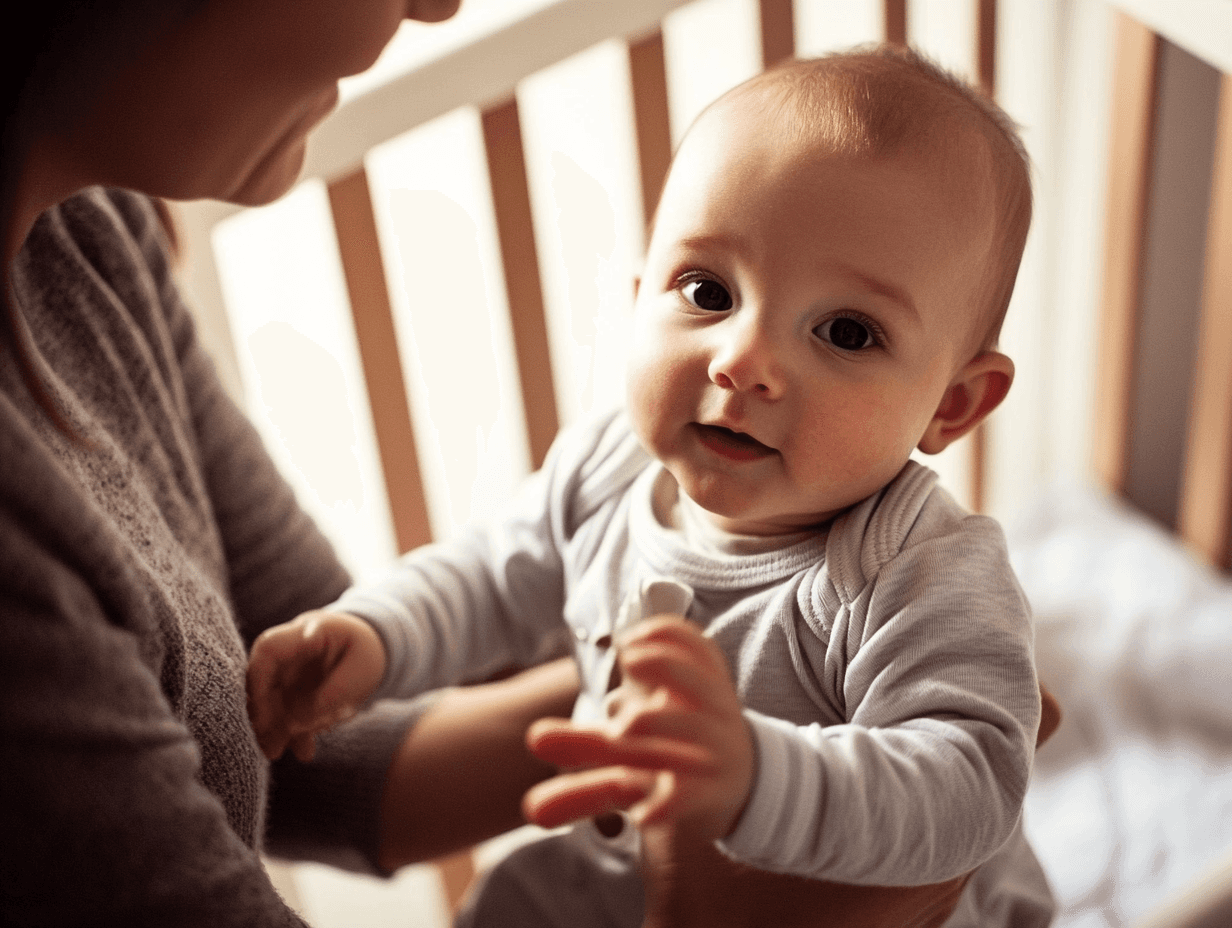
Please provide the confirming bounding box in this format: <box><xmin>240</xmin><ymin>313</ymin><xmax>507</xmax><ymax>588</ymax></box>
<box><xmin>838</xmin><ymin>265</ymin><xmax>919</xmax><ymax>323</ymax></box>
<box><xmin>676</xmin><ymin>232</ymin><xmax>746</xmax><ymax>255</ymax></box>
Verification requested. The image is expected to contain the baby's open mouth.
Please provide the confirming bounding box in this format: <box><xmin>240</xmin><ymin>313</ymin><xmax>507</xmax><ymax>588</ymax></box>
<box><xmin>694</xmin><ymin>424</ymin><xmax>774</xmax><ymax>460</ymax></box>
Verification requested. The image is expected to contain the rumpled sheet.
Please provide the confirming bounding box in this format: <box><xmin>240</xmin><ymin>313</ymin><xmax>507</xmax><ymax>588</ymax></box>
<box><xmin>1008</xmin><ymin>483</ymin><xmax>1232</xmax><ymax>928</ymax></box>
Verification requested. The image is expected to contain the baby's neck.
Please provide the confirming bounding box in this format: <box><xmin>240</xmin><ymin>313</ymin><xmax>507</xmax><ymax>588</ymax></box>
<box><xmin>652</xmin><ymin>471</ymin><xmax>820</xmax><ymax>556</ymax></box>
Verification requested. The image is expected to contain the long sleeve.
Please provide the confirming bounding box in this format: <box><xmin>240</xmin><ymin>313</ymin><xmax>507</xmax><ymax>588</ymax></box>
<box><xmin>330</xmin><ymin>416</ymin><xmax>632</xmax><ymax>699</ymax></box>
<box><xmin>717</xmin><ymin>469</ymin><xmax>1040</xmax><ymax>886</ymax></box>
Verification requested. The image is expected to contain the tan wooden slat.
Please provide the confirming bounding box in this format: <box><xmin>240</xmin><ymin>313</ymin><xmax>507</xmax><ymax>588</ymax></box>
<box><xmin>628</xmin><ymin>30</ymin><xmax>674</xmax><ymax>230</ymax></box>
<box><xmin>327</xmin><ymin>168</ymin><xmax>433</xmax><ymax>554</ymax></box>
<box><xmin>1178</xmin><ymin>73</ymin><xmax>1232</xmax><ymax>571</ymax></box>
<box><xmin>977</xmin><ymin>0</ymin><xmax>997</xmax><ymax>94</ymax></box>
<box><xmin>759</xmin><ymin>0</ymin><xmax>796</xmax><ymax>69</ymax></box>
<box><xmin>884</xmin><ymin>0</ymin><xmax>907</xmax><ymax>46</ymax></box>
<box><xmin>1093</xmin><ymin>14</ymin><xmax>1160</xmax><ymax>494</ymax></box>
<box><xmin>967</xmin><ymin>0</ymin><xmax>999</xmax><ymax>514</ymax></box>
<box><xmin>481</xmin><ymin>98</ymin><xmax>560</xmax><ymax>470</ymax></box>
<box><xmin>436</xmin><ymin>849</ymin><xmax>478</xmax><ymax>916</ymax></box>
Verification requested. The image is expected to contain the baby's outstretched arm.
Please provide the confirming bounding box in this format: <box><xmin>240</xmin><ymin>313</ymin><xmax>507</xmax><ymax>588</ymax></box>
<box><xmin>246</xmin><ymin>610</ymin><xmax>387</xmax><ymax>762</ymax></box>
<box><xmin>524</xmin><ymin>615</ymin><xmax>754</xmax><ymax>841</ymax></box>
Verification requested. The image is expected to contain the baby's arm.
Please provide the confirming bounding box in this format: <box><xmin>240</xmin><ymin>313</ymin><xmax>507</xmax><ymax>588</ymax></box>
<box><xmin>525</xmin><ymin>615</ymin><xmax>754</xmax><ymax>842</ymax></box>
<box><xmin>527</xmin><ymin>527</ymin><xmax>1040</xmax><ymax>887</ymax></box>
<box><xmin>247</xmin><ymin>611</ymin><xmax>386</xmax><ymax>761</ymax></box>
<box><xmin>716</xmin><ymin>533</ymin><xmax>1039</xmax><ymax>886</ymax></box>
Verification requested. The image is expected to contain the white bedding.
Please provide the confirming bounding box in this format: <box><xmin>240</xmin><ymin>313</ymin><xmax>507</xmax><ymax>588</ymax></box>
<box><xmin>1009</xmin><ymin>484</ymin><xmax>1232</xmax><ymax>927</ymax></box>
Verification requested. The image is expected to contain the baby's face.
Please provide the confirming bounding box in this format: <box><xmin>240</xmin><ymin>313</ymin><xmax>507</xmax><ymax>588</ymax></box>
<box><xmin>627</xmin><ymin>95</ymin><xmax>995</xmax><ymax>536</ymax></box>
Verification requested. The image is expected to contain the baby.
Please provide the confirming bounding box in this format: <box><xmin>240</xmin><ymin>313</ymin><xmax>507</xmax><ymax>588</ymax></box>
<box><xmin>248</xmin><ymin>46</ymin><xmax>1051</xmax><ymax>928</ymax></box>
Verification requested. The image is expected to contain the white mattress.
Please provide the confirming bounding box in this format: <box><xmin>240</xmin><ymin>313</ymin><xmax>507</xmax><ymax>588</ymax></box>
<box><xmin>1008</xmin><ymin>483</ymin><xmax>1232</xmax><ymax>927</ymax></box>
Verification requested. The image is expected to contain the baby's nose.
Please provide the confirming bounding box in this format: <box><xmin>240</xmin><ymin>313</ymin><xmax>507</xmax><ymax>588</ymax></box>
<box><xmin>708</xmin><ymin>322</ymin><xmax>784</xmax><ymax>397</ymax></box>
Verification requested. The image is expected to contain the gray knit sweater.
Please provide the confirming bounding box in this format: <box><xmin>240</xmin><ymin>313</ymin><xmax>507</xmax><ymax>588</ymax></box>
<box><xmin>1</xmin><ymin>188</ymin><xmax>419</xmax><ymax>926</ymax></box>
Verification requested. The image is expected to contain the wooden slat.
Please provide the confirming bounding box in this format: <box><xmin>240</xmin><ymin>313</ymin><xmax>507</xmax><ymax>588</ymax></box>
<box><xmin>481</xmin><ymin>98</ymin><xmax>560</xmax><ymax>470</ymax></box>
<box><xmin>436</xmin><ymin>849</ymin><xmax>478</xmax><ymax>916</ymax></box>
<box><xmin>629</xmin><ymin>30</ymin><xmax>674</xmax><ymax>231</ymax></box>
<box><xmin>327</xmin><ymin>168</ymin><xmax>433</xmax><ymax>554</ymax></box>
<box><xmin>967</xmin><ymin>0</ymin><xmax>1000</xmax><ymax>514</ymax></box>
<box><xmin>1093</xmin><ymin>14</ymin><xmax>1160</xmax><ymax>494</ymax></box>
<box><xmin>977</xmin><ymin>0</ymin><xmax>997</xmax><ymax>94</ymax></box>
<box><xmin>883</xmin><ymin>0</ymin><xmax>907</xmax><ymax>46</ymax></box>
<box><xmin>759</xmin><ymin>0</ymin><xmax>796</xmax><ymax>69</ymax></box>
<box><xmin>1178</xmin><ymin>73</ymin><xmax>1232</xmax><ymax>571</ymax></box>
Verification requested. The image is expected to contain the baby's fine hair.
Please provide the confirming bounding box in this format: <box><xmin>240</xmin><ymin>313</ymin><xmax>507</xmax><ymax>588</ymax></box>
<box><xmin>718</xmin><ymin>45</ymin><xmax>1033</xmax><ymax>350</ymax></box>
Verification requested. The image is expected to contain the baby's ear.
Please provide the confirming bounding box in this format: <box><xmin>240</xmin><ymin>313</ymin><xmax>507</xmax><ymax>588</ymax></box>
<box><xmin>917</xmin><ymin>351</ymin><xmax>1014</xmax><ymax>455</ymax></box>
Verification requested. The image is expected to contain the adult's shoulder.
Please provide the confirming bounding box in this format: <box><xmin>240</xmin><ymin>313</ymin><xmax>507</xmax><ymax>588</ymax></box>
<box><xmin>50</xmin><ymin>187</ymin><xmax>164</xmax><ymax>248</ymax></box>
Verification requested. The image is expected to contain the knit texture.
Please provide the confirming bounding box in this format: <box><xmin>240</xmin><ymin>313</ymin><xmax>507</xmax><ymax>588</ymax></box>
<box><xmin>1</xmin><ymin>189</ymin><xmax>415</xmax><ymax>926</ymax></box>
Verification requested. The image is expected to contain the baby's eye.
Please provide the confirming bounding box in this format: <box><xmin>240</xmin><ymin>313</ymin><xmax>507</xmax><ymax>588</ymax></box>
<box><xmin>815</xmin><ymin>316</ymin><xmax>876</xmax><ymax>351</ymax></box>
<box><xmin>681</xmin><ymin>278</ymin><xmax>733</xmax><ymax>312</ymax></box>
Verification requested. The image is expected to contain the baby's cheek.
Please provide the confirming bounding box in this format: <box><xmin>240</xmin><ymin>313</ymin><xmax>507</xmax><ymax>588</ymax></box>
<box><xmin>625</xmin><ymin>352</ymin><xmax>674</xmax><ymax>444</ymax></box>
<box><xmin>795</xmin><ymin>400</ymin><xmax>910</xmax><ymax>485</ymax></box>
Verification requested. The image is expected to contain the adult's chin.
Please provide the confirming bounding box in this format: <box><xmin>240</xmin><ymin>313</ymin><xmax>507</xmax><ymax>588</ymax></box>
<box><xmin>224</xmin><ymin>139</ymin><xmax>308</xmax><ymax>207</ymax></box>
<box><xmin>224</xmin><ymin>87</ymin><xmax>335</xmax><ymax>206</ymax></box>
<box><xmin>410</xmin><ymin>0</ymin><xmax>463</xmax><ymax>23</ymax></box>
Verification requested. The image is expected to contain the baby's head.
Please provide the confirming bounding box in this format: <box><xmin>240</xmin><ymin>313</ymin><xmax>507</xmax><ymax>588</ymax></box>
<box><xmin>626</xmin><ymin>46</ymin><xmax>1031</xmax><ymax>536</ymax></box>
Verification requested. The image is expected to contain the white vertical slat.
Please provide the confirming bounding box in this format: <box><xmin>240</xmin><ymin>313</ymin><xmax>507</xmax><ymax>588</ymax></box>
<box><xmin>519</xmin><ymin>41</ymin><xmax>645</xmax><ymax>427</ymax></box>
<box><xmin>983</xmin><ymin>0</ymin><xmax>1064</xmax><ymax>525</ymax></box>
<box><xmin>175</xmin><ymin>198</ymin><xmax>245</xmax><ymax>402</ymax></box>
<box><xmin>366</xmin><ymin>108</ymin><xmax>533</xmax><ymax>541</ymax></box>
<box><xmin>211</xmin><ymin>182</ymin><xmax>399</xmax><ymax>578</ymax></box>
<box><xmin>795</xmin><ymin>0</ymin><xmax>883</xmax><ymax>57</ymax></box>
<box><xmin>660</xmin><ymin>0</ymin><xmax>762</xmax><ymax>147</ymax></box>
<box><xmin>1034</xmin><ymin>0</ymin><xmax>1116</xmax><ymax>489</ymax></box>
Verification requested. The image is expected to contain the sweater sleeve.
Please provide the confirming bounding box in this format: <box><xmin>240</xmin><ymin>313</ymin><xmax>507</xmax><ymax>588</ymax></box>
<box><xmin>718</xmin><ymin>495</ymin><xmax>1040</xmax><ymax>886</ymax></box>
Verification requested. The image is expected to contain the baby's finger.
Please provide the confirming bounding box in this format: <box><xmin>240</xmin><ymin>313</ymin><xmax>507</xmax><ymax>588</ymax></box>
<box><xmin>245</xmin><ymin>645</ymin><xmax>288</xmax><ymax>733</ymax></box>
<box><xmin>530</xmin><ymin>721</ymin><xmax>716</xmax><ymax>775</ymax></box>
<box><xmin>523</xmin><ymin>766</ymin><xmax>657</xmax><ymax>828</ymax></box>
<box><xmin>526</xmin><ymin>717</ymin><xmax>609</xmax><ymax>769</ymax></box>
<box><xmin>628</xmin><ymin>770</ymin><xmax>688</xmax><ymax>827</ymax></box>
<box><xmin>617</xmin><ymin>639</ymin><xmax>729</xmax><ymax>712</ymax></box>
<box><xmin>620</xmin><ymin>615</ymin><xmax>720</xmax><ymax>667</ymax></box>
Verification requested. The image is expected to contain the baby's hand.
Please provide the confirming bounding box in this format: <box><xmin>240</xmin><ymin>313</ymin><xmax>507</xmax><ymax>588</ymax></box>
<box><xmin>524</xmin><ymin>615</ymin><xmax>754</xmax><ymax>841</ymax></box>
<box><xmin>246</xmin><ymin>610</ymin><xmax>386</xmax><ymax>762</ymax></box>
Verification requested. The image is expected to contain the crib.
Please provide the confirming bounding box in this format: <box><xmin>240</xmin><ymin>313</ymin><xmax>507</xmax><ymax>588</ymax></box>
<box><xmin>171</xmin><ymin>0</ymin><xmax>1232</xmax><ymax>925</ymax></box>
